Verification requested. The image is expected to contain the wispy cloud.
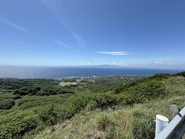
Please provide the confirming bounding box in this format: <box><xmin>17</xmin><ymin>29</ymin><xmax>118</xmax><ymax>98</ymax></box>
<box><xmin>0</xmin><ymin>15</ymin><xmax>36</xmax><ymax>37</ymax></box>
<box><xmin>17</xmin><ymin>42</ymin><xmax>37</xmax><ymax>48</ymax></box>
<box><xmin>96</xmin><ymin>51</ymin><xmax>130</xmax><ymax>56</ymax></box>
<box><xmin>39</xmin><ymin>0</ymin><xmax>86</xmax><ymax>47</ymax></box>
<box><xmin>54</xmin><ymin>39</ymin><xmax>71</xmax><ymax>49</ymax></box>
<box><xmin>155</xmin><ymin>61</ymin><xmax>163</xmax><ymax>64</ymax></box>
<box><xmin>120</xmin><ymin>62</ymin><xmax>185</xmax><ymax>69</ymax></box>
<box><xmin>63</xmin><ymin>23</ymin><xmax>86</xmax><ymax>47</ymax></box>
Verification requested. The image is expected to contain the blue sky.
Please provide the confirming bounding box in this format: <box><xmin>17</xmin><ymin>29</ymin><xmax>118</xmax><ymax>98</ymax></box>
<box><xmin>0</xmin><ymin>0</ymin><xmax>185</xmax><ymax>69</ymax></box>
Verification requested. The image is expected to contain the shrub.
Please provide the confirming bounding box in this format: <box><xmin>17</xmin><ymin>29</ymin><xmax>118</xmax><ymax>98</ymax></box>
<box><xmin>94</xmin><ymin>94</ymin><xmax>118</xmax><ymax>109</ymax></box>
<box><xmin>36</xmin><ymin>90</ymin><xmax>50</xmax><ymax>96</ymax></box>
<box><xmin>0</xmin><ymin>115</ymin><xmax>39</xmax><ymax>138</ymax></box>
<box><xmin>12</xmin><ymin>116</ymin><xmax>39</xmax><ymax>137</ymax></box>
<box><xmin>57</xmin><ymin>90</ymin><xmax>75</xmax><ymax>95</ymax></box>
<box><xmin>0</xmin><ymin>126</ymin><xmax>12</xmax><ymax>139</ymax></box>
<box><xmin>85</xmin><ymin>100</ymin><xmax>97</xmax><ymax>111</ymax></box>
<box><xmin>63</xmin><ymin>96</ymin><xmax>90</xmax><ymax>119</ymax></box>
<box><xmin>165</xmin><ymin>76</ymin><xmax>185</xmax><ymax>96</ymax></box>
<box><xmin>135</xmin><ymin>80</ymin><xmax>166</xmax><ymax>100</ymax></box>
<box><xmin>0</xmin><ymin>99</ymin><xmax>15</xmax><ymax>109</ymax></box>
<box><xmin>13</xmin><ymin>87</ymin><xmax>29</xmax><ymax>96</ymax></box>
<box><xmin>12</xmin><ymin>95</ymin><xmax>22</xmax><ymax>100</ymax></box>
<box><xmin>39</xmin><ymin>104</ymin><xmax>60</xmax><ymax>125</ymax></box>
<box><xmin>18</xmin><ymin>100</ymin><xmax>28</xmax><ymax>106</ymax></box>
<box><xmin>14</xmin><ymin>87</ymin><xmax>42</xmax><ymax>96</ymax></box>
<box><xmin>173</xmin><ymin>71</ymin><xmax>185</xmax><ymax>77</ymax></box>
<box><xmin>114</xmin><ymin>78</ymin><xmax>147</xmax><ymax>94</ymax></box>
<box><xmin>149</xmin><ymin>73</ymin><xmax>171</xmax><ymax>80</ymax></box>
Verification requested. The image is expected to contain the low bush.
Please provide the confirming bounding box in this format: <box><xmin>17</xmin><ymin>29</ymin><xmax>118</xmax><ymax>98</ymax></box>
<box><xmin>173</xmin><ymin>71</ymin><xmax>185</xmax><ymax>77</ymax></box>
<box><xmin>86</xmin><ymin>80</ymin><xmax>166</xmax><ymax>110</ymax></box>
<box><xmin>14</xmin><ymin>87</ymin><xmax>41</xmax><ymax>96</ymax></box>
<box><xmin>0</xmin><ymin>99</ymin><xmax>15</xmax><ymax>109</ymax></box>
<box><xmin>14</xmin><ymin>86</ymin><xmax>75</xmax><ymax>96</ymax></box>
<box><xmin>39</xmin><ymin>104</ymin><xmax>60</xmax><ymax>125</ymax></box>
<box><xmin>18</xmin><ymin>100</ymin><xmax>28</xmax><ymax>106</ymax></box>
<box><xmin>0</xmin><ymin>126</ymin><xmax>12</xmax><ymax>139</ymax></box>
<box><xmin>149</xmin><ymin>73</ymin><xmax>171</xmax><ymax>80</ymax></box>
<box><xmin>0</xmin><ymin>115</ymin><xmax>39</xmax><ymax>138</ymax></box>
<box><xmin>94</xmin><ymin>94</ymin><xmax>118</xmax><ymax>109</ymax></box>
<box><xmin>63</xmin><ymin>96</ymin><xmax>91</xmax><ymax>119</ymax></box>
<box><xmin>134</xmin><ymin>80</ymin><xmax>166</xmax><ymax>101</ymax></box>
<box><xmin>85</xmin><ymin>100</ymin><xmax>97</xmax><ymax>111</ymax></box>
<box><xmin>12</xmin><ymin>94</ymin><xmax>22</xmax><ymax>100</ymax></box>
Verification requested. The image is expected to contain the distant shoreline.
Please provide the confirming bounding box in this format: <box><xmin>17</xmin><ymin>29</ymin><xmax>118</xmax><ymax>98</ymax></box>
<box><xmin>0</xmin><ymin>75</ymin><xmax>144</xmax><ymax>80</ymax></box>
<box><xmin>0</xmin><ymin>66</ymin><xmax>183</xmax><ymax>79</ymax></box>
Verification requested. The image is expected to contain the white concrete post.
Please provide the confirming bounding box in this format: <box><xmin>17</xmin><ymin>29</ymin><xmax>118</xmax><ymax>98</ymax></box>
<box><xmin>155</xmin><ymin>115</ymin><xmax>169</xmax><ymax>138</ymax></box>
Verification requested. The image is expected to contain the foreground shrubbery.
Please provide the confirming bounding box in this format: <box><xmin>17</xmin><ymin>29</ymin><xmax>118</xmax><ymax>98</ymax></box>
<box><xmin>88</xmin><ymin>79</ymin><xmax>166</xmax><ymax>110</ymax></box>
<box><xmin>0</xmin><ymin>78</ymin><xmax>167</xmax><ymax>138</ymax></box>
<box><xmin>0</xmin><ymin>73</ymin><xmax>184</xmax><ymax>139</ymax></box>
<box><xmin>0</xmin><ymin>94</ymin><xmax>92</xmax><ymax>138</ymax></box>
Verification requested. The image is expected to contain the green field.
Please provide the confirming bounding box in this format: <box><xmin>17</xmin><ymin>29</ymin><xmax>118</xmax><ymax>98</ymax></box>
<box><xmin>0</xmin><ymin>73</ymin><xmax>185</xmax><ymax>139</ymax></box>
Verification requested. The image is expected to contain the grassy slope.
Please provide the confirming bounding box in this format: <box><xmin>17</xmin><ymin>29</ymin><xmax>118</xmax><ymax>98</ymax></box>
<box><xmin>31</xmin><ymin>76</ymin><xmax>185</xmax><ymax>139</ymax></box>
<box><xmin>0</xmin><ymin>76</ymin><xmax>140</xmax><ymax>139</ymax></box>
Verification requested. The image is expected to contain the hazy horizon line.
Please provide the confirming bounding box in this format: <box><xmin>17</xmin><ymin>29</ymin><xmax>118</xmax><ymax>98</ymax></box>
<box><xmin>0</xmin><ymin>64</ymin><xmax>184</xmax><ymax>70</ymax></box>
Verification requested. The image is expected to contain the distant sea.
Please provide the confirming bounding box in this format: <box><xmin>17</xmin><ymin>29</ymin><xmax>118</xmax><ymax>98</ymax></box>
<box><xmin>0</xmin><ymin>66</ymin><xmax>183</xmax><ymax>79</ymax></box>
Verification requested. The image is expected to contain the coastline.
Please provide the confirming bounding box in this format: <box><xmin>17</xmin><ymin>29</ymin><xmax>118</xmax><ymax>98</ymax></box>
<box><xmin>0</xmin><ymin>66</ymin><xmax>183</xmax><ymax>79</ymax></box>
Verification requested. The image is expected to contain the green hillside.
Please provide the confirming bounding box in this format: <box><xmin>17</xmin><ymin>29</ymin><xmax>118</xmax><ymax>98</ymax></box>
<box><xmin>0</xmin><ymin>73</ymin><xmax>185</xmax><ymax>139</ymax></box>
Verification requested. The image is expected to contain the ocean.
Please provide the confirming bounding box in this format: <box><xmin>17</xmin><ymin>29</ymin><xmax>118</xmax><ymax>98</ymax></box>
<box><xmin>0</xmin><ymin>66</ymin><xmax>183</xmax><ymax>79</ymax></box>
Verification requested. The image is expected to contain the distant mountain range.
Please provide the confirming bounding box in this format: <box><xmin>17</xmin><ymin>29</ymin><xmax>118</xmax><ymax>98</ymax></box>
<box><xmin>82</xmin><ymin>64</ymin><xmax>128</xmax><ymax>68</ymax></box>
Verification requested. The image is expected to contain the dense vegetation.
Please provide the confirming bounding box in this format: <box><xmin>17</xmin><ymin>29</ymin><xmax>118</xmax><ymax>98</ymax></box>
<box><xmin>0</xmin><ymin>72</ymin><xmax>185</xmax><ymax>139</ymax></box>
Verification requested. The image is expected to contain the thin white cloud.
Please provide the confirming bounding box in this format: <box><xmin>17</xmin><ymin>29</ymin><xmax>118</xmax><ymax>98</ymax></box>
<box><xmin>155</xmin><ymin>61</ymin><xmax>163</xmax><ymax>64</ymax></box>
<box><xmin>96</xmin><ymin>51</ymin><xmax>130</xmax><ymax>56</ymax></box>
<box><xmin>54</xmin><ymin>39</ymin><xmax>71</xmax><ymax>49</ymax></box>
<box><xmin>0</xmin><ymin>15</ymin><xmax>36</xmax><ymax>37</ymax></box>
<box><xmin>121</xmin><ymin>62</ymin><xmax>185</xmax><ymax>69</ymax></box>
<box><xmin>39</xmin><ymin>0</ymin><xmax>86</xmax><ymax>47</ymax></box>
<box><xmin>17</xmin><ymin>42</ymin><xmax>37</xmax><ymax>48</ymax></box>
